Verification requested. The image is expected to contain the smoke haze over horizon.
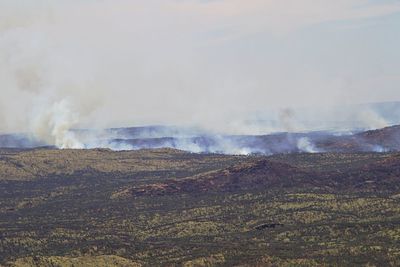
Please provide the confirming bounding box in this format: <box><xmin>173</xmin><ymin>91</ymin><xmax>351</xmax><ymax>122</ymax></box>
<box><xmin>1</xmin><ymin>0</ymin><xmax>400</xmax><ymax>147</ymax></box>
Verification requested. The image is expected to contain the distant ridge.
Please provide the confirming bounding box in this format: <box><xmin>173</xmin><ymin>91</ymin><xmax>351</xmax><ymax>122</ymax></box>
<box><xmin>1</xmin><ymin>124</ymin><xmax>400</xmax><ymax>154</ymax></box>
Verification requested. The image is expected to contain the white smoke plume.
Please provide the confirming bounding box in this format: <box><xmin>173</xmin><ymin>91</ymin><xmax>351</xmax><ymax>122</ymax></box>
<box><xmin>296</xmin><ymin>137</ymin><xmax>318</xmax><ymax>153</ymax></box>
<box><xmin>356</xmin><ymin>108</ymin><xmax>388</xmax><ymax>130</ymax></box>
<box><xmin>372</xmin><ymin>145</ymin><xmax>389</xmax><ymax>153</ymax></box>
<box><xmin>30</xmin><ymin>99</ymin><xmax>83</xmax><ymax>149</ymax></box>
<box><xmin>0</xmin><ymin>0</ymin><xmax>399</xmax><ymax>149</ymax></box>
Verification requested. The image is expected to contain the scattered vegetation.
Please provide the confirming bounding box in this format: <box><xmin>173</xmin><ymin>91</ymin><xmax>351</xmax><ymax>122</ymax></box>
<box><xmin>0</xmin><ymin>149</ymin><xmax>400</xmax><ymax>266</ymax></box>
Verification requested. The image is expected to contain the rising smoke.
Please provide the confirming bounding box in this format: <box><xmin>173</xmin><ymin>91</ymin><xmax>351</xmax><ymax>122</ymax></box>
<box><xmin>30</xmin><ymin>99</ymin><xmax>83</xmax><ymax>149</ymax></box>
<box><xmin>0</xmin><ymin>1</ymin><xmax>399</xmax><ymax>152</ymax></box>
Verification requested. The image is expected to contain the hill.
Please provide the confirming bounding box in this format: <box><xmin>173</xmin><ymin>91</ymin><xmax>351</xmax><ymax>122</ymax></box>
<box><xmin>2</xmin><ymin>124</ymin><xmax>400</xmax><ymax>155</ymax></box>
<box><xmin>1</xmin><ymin>148</ymin><xmax>400</xmax><ymax>266</ymax></box>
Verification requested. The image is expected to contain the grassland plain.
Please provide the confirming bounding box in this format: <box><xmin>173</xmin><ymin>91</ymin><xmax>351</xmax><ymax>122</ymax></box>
<box><xmin>0</xmin><ymin>148</ymin><xmax>400</xmax><ymax>266</ymax></box>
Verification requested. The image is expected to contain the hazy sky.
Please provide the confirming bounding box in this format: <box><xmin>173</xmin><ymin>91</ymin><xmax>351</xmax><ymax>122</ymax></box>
<box><xmin>1</xmin><ymin>0</ymin><xmax>400</xmax><ymax>135</ymax></box>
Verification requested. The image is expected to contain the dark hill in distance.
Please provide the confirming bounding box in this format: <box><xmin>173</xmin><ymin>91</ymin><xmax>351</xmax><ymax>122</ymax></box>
<box><xmin>102</xmin><ymin>124</ymin><xmax>400</xmax><ymax>154</ymax></box>
<box><xmin>2</xmin><ymin>124</ymin><xmax>400</xmax><ymax>155</ymax></box>
<box><xmin>313</xmin><ymin>125</ymin><xmax>400</xmax><ymax>152</ymax></box>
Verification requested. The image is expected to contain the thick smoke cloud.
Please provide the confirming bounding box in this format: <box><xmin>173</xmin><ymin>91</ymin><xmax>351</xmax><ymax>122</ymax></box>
<box><xmin>0</xmin><ymin>0</ymin><xmax>400</xmax><ymax>149</ymax></box>
<box><xmin>30</xmin><ymin>99</ymin><xmax>82</xmax><ymax>148</ymax></box>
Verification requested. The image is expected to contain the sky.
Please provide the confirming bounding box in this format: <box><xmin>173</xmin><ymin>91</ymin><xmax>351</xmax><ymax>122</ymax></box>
<box><xmin>0</xmin><ymin>0</ymin><xmax>400</xmax><ymax>140</ymax></box>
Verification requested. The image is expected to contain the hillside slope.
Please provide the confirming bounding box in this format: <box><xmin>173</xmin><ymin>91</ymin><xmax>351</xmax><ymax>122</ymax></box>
<box><xmin>1</xmin><ymin>149</ymin><xmax>400</xmax><ymax>266</ymax></box>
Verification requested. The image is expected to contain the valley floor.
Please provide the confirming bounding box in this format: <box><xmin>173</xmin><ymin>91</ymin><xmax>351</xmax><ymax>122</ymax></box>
<box><xmin>0</xmin><ymin>149</ymin><xmax>399</xmax><ymax>266</ymax></box>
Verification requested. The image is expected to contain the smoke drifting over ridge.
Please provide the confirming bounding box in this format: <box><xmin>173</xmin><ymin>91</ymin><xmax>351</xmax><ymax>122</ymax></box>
<box><xmin>1</xmin><ymin>0</ymin><xmax>400</xmax><ymax>149</ymax></box>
